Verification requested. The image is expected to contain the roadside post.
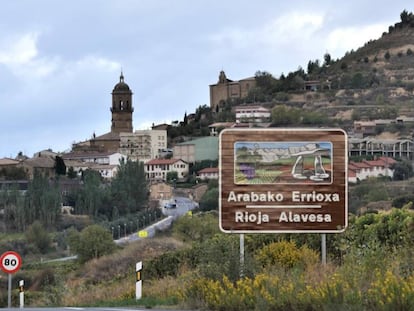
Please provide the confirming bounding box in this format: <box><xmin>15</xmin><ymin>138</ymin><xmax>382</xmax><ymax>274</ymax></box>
<box><xmin>219</xmin><ymin>128</ymin><xmax>348</xmax><ymax>266</ymax></box>
<box><xmin>19</xmin><ymin>280</ymin><xmax>24</xmax><ymax>308</ymax></box>
<box><xmin>1</xmin><ymin>251</ymin><xmax>23</xmax><ymax>308</ymax></box>
<box><xmin>136</xmin><ymin>261</ymin><xmax>142</xmax><ymax>300</ymax></box>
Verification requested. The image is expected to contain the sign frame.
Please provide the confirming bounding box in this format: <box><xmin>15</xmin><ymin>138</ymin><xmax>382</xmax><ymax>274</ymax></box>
<box><xmin>219</xmin><ymin>128</ymin><xmax>348</xmax><ymax>234</ymax></box>
<box><xmin>0</xmin><ymin>251</ymin><xmax>22</xmax><ymax>274</ymax></box>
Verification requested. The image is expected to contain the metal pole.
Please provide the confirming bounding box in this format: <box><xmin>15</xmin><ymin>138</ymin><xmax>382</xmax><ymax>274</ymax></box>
<box><xmin>8</xmin><ymin>274</ymin><xmax>12</xmax><ymax>308</ymax></box>
<box><xmin>321</xmin><ymin>233</ymin><xmax>327</xmax><ymax>265</ymax></box>
<box><xmin>240</xmin><ymin>233</ymin><xmax>245</xmax><ymax>278</ymax></box>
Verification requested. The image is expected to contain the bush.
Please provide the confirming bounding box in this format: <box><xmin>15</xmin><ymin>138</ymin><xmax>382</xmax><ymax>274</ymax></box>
<box><xmin>172</xmin><ymin>212</ymin><xmax>219</xmax><ymax>243</ymax></box>
<box><xmin>199</xmin><ymin>187</ymin><xmax>218</xmax><ymax>211</ymax></box>
<box><xmin>255</xmin><ymin>240</ymin><xmax>319</xmax><ymax>270</ymax></box>
<box><xmin>67</xmin><ymin>225</ymin><xmax>116</xmax><ymax>263</ymax></box>
<box><xmin>25</xmin><ymin>220</ymin><xmax>51</xmax><ymax>254</ymax></box>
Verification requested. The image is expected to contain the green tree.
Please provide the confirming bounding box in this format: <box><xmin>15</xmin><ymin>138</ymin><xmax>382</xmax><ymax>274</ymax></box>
<box><xmin>67</xmin><ymin>225</ymin><xmax>116</xmax><ymax>263</ymax></box>
<box><xmin>0</xmin><ymin>167</ymin><xmax>28</xmax><ymax>180</ymax></box>
<box><xmin>110</xmin><ymin>159</ymin><xmax>148</xmax><ymax>215</ymax></box>
<box><xmin>76</xmin><ymin>170</ymin><xmax>106</xmax><ymax>217</ymax></box>
<box><xmin>166</xmin><ymin>171</ymin><xmax>178</xmax><ymax>183</ymax></box>
<box><xmin>23</xmin><ymin>171</ymin><xmax>61</xmax><ymax>229</ymax></box>
<box><xmin>67</xmin><ymin>166</ymin><xmax>77</xmax><ymax>179</ymax></box>
<box><xmin>401</xmin><ymin>10</ymin><xmax>409</xmax><ymax>23</ymax></box>
<box><xmin>351</xmin><ymin>72</ymin><xmax>364</xmax><ymax>89</ymax></box>
<box><xmin>54</xmin><ymin>156</ymin><xmax>66</xmax><ymax>176</ymax></box>
<box><xmin>254</xmin><ymin>71</ymin><xmax>277</xmax><ymax>94</ymax></box>
<box><xmin>199</xmin><ymin>187</ymin><xmax>218</xmax><ymax>211</ymax></box>
<box><xmin>0</xmin><ymin>184</ymin><xmax>25</xmax><ymax>232</ymax></box>
<box><xmin>323</xmin><ymin>52</ymin><xmax>332</xmax><ymax>66</ymax></box>
<box><xmin>25</xmin><ymin>220</ymin><xmax>51</xmax><ymax>253</ymax></box>
<box><xmin>391</xmin><ymin>160</ymin><xmax>413</xmax><ymax>180</ymax></box>
<box><xmin>307</xmin><ymin>59</ymin><xmax>320</xmax><ymax>74</ymax></box>
<box><xmin>271</xmin><ymin>105</ymin><xmax>300</xmax><ymax>126</ymax></box>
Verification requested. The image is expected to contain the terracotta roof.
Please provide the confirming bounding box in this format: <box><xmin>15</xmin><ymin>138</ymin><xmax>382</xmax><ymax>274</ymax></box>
<box><xmin>145</xmin><ymin>158</ymin><xmax>186</xmax><ymax>165</ymax></box>
<box><xmin>93</xmin><ymin>131</ymin><xmax>120</xmax><ymax>141</ymax></box>
<box><xmin>198</xmin><ymin>167</ymin><xmax>219</xmax><ymax>174</ymax></box>
<box><xmin>348</xmin><ymin>163</ymin><xmax>360</xmax><ymax>171</ymax></box>
<box><xmin>0</xmin><ymin>158</ymin><xmax>20</xmax><ymax>166</ymax></box>
<box><xmin>378</xmin><ymin>157</ymin><xmax>397</xmax><ymax>165</ymax></box>
<box><xmin>62</xmin><ymin>151</ymin><xmax>119</xmax><ymax>159</ymax></box>
<box><xmin>350</xmin><ymin>161</ymin><xmax>371</xmax><ymax>169</ymax></box>
<box><xmin>348</xmin><ymin>170</ymin><xmax>357</xmax><ymax>177</ymax></box>
<box><xmin>23</xmin><ymin>157</ymin><xmax>55</xmax><ymax>168</ymax></box>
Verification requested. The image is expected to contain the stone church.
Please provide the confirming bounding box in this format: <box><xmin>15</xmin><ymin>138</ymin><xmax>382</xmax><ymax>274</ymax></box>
<box><xmin>72</xmin><ymin>72</ymin><xmax>134</xmax><ymax>152</ymax></box>
<box><xmin>209</xmin><ymin>70</ymin><xmax>256</xmax><ymax>113</ymax></box>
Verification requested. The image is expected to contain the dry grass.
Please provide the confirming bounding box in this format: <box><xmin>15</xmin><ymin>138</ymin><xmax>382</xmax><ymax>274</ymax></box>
<box><xmin>61</xmin><ymin>236</ymin><xmax>185</xmax><ymax>306</ymax></box>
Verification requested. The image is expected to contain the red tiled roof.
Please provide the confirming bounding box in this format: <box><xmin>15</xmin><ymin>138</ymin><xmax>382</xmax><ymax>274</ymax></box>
<box><xmin>350</xmin><ymin>161</ymin><xmax>371</xmax><ymax>168</ymax></box>
<box><xmin>145</xmin><ymin>158</ymin><xmax>186</xmax><ymax>165</ymax></box>
<box><xmin>198</xmin><ymin>167</ymin><xmax>219</xmax><ymax>174</ymax></box>
<box><xmin>378</xmin><ymin>157</ymin><xmax>397</xmax><ymax>165</ymax></box>
<box><xmin>0</xmin><ymin>158</ymin><xmax>20</xmax><ymax>166</ymax></box>
<box><xmin>348</xmin><ymin>170</ymin><xmax>357</xmax><ymax>177</ymax></box>
<box><xmin>348</xmin><ymin>163</ymin><xmax>360</xmax><ymax>171</ymax></box>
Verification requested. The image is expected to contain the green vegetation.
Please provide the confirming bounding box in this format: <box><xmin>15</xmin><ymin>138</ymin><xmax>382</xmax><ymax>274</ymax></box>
<box><xmin>3</xmin><ymin>173</ymin><xmax>414</xmax><ymax>309</ymax></box>
<box><xmin>3</xmin><ymin>9</ymin><xmax>414</xmax><ymax>310</ymax></box>
<box><xmin>67</xmin><ymin>225</ymin><xmax>116</xmax><ymax>263</ymax></box>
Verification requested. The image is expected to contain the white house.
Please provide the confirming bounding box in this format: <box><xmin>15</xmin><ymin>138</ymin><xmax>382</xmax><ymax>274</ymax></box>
<box><xmin>145</xmin><ymin>158</ymin><xmax>189</xmax><ymax>181</ymax></box>
<box><xmin>62</xmin><ymin>152</ymin><xmax>125</xmax><ymax>165</ymax></box>
<box><xmin>62</xmin><ymin>152</ymin><xmax>126</xmax><ymax>179</ymax></box>
<box><xmin>197</xmin><ymin>167</ymin><xmax>219</xmax><ymax>180</ymax></box>
<box><xmin>348</xmin><ymin>157</ymin><xmax>396</xmax><ymax>183</ymax></box>
<box><xmin>234</xmin><ymin>105</ymin><xmax>271</xmax><ymax>124</ymax></box>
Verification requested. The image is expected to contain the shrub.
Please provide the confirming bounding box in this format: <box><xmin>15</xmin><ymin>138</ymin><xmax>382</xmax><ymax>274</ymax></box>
<box><xmin>255</xmin><ymin>240</ymin><xmax>319</xmax><ymax>270</ymax></box>
<box><xmin>172</xmin><ymin>212</ymin><xmax>219</xmax><ymax>243</ymax></box>
<box><xmin>67</xmin><ymin>224</ymin><xmax>116</xmax><ymax>263</ymax></box>
<box><xmin>25</xmin><ymin>220</ymin><xmax>51</xmax><ymax>254</ymax></box>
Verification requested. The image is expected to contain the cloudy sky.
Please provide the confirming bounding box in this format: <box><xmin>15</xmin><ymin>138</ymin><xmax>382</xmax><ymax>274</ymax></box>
<box><xmin>0</xmin><ymin>0</ymin><xmax>410</xmax><ymax>157</ymax></box>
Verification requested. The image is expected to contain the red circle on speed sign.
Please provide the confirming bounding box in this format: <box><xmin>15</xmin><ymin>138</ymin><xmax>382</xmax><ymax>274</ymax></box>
<box><xmin>0</xmin><ymin>251</ymin><xmax>22</xmax><ymax>274</ymax></box>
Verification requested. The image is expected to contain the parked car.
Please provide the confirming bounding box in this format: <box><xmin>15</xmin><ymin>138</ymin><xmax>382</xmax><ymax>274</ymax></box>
<box><xmin>164</xmin><ymin>202</ymin><xmax>177</xmax><ymax>209</ymax></box>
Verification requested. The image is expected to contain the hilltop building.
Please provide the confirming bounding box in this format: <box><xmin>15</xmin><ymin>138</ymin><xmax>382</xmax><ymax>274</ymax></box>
<box><xmin>209</xmin><ymin>70</ymin><xmax>255</xmax><ymax>113</ymax></box>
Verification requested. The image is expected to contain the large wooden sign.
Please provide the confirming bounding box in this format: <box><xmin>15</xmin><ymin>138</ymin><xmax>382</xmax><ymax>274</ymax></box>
<box><xmin>219</xmin><ymin>128</ymin><xmax>348</xmax><ymax>233</ymax></box>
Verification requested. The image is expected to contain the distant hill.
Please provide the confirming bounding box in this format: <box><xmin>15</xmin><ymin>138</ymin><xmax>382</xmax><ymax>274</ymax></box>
<box><xmin>247</xmin><ymin>10</ymin><xmax>414</xmax><ymax>131</ymax></box>
<box><xmin>171</xmin><ymin>11</ymin><xmax>414</xmax><ymax>141</ymax></box>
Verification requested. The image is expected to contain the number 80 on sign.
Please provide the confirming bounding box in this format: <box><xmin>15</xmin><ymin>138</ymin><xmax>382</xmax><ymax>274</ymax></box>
<box><xmin>0</xmin><ymin>251</ymin><xmax>22</xmax><ymax>274</ymax></box>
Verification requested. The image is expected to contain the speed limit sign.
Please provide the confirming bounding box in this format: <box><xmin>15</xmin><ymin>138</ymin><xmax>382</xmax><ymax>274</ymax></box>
<box><xmin>0</xmin><ymin>251</ymin><xmax>22</xmax><ymax>274</ymax></box>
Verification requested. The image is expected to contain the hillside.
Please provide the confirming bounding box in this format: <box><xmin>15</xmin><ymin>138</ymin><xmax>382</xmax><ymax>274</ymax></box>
<box><xmin>301</xmin><ymin>13</ymin><xmax>414</xmax><ymax>125</ymax></box>
<box><xmin>203</xmin><ymin>11</ymin><xmax>414</xmax><ymax>137</ymax></box>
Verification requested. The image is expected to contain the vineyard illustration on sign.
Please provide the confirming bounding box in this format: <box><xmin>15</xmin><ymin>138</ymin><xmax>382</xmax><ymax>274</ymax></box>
<box><xmin>234</xmin><ymin>141</ymin><xmax>332</xmax><ymax>184</ymax></box>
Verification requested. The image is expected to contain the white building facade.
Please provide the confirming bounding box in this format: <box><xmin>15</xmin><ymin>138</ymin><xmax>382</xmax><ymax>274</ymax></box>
<box><xmin>145</xmin><ymin>158</ymin><xmax>189</xmax><ymax>182</ymax></box>
<box><xmin>235</xmin><ymin>105</ymin><xmax>271</xmax><ymax>124</ymax></box>
<box><xmin>119</xmin><ymin>129</ymin><xmax>168</xmax><ymax>161</ymax></box>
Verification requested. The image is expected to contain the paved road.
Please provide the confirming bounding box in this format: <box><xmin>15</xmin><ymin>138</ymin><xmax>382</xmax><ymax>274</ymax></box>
<box><xmin>114</xmin><ymin>196</ymin><xmax>198</xmax><ymax>244</ymax></box>
<box><xmin>161</xmin><ymin>196</ymin><xmax>199</xmax><ymax>218</ymax></box>
<box><xmin>1</xmin><ymin>308</ymin><xmax>194</xmax><ymax>311</ymax></box>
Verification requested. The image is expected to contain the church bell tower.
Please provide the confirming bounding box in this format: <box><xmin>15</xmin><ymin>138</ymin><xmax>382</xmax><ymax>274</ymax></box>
<box><xmin>111</xmin><ymin>72</ymin><xmax>133</xmax><ymax>133</ymax></box>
